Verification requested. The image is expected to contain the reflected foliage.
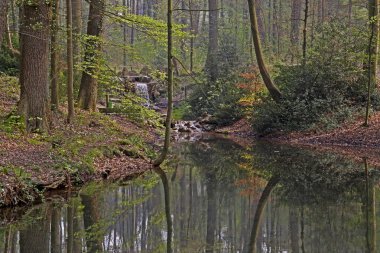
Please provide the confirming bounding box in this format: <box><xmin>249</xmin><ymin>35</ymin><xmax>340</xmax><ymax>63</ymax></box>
<box><xmin>0</xmin><ymin>138</ymin><xmax>379</xmax><ymax>253</ymax></box>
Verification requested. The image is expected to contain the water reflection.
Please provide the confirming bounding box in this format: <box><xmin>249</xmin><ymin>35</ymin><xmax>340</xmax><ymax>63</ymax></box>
<box><xmin>0</xmin><ymin>137</ymin><xmax>379</xmax><ymax>253</ymax></box>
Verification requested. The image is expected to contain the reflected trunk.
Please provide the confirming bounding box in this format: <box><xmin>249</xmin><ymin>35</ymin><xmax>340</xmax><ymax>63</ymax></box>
<box><xmin>205</xmin><ymin>171</ymin><xmax>217</xmax><ymax>253</ymax></box>
<box><xmin>82</xmin><ymin>194</ymin><xmax>103</xmax><ymax>253</ymax></box>
<box><xmin>154</xmin><ymin>168</ymin><xmax>173</xmax><ymax>253</ymax></box>
<box><xmin>247</xmin><ymin>177</ymin><xmax>279</xmax><ymax>253</ymax></box>
<box><xmin>20</xmin><ymin>207</ymin><xmax>51</xmax><ymax>253</ymax></box>
<box><xmin>364</xmin><ymin>159</ymin><xmax>376</xmax><ymax>253</ymax></box>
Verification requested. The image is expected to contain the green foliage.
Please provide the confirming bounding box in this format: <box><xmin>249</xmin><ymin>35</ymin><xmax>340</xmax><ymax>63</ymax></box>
<box><xmin>253</xmin><ymin>23</ymin><xmax>373</xmax><ymax>134</ymax></box>
<box><xmin>186</xmin><ymin>74</ymin><xmax>247</xmax><ymax>126</ymax></box>
<box><xmin>0</xmin><ymin>114</ymin><xmax>25</xmax><ymax>134</ymax></box>
<box><xmin>116</xmin><ymin>94</ymin><xmax>163</xmax><ymax>127</ymax></box>
<box><xmin>0</xmin><ymin>45</ymin><xmax>19</xmax><ymax>76</ymax></box>
<box><xmin>172</xmin><ymin>102</ymin><xmax>192</xmax><ymax>120</ymax></box>
<box><xmin>118</xmin><ymin>134</ymin><xmax>156</xmax><ymax>159</ymax></box>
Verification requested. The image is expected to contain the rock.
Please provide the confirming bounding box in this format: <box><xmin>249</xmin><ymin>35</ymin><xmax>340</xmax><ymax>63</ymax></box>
<box><xmin>202</xmin><ymin>124</ymin><xmax>216</xmax><ymax>131</ymax></box>
<box><xmin>178</xmin><ymin>126</ymin><xmax>191</xmax><ymax>133</ymax></box>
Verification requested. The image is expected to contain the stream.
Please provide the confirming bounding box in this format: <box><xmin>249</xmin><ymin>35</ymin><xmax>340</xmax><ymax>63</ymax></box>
<box><xmin>0</xmin><ymin>135</ymin><xmax>379</xmax><ymax>253</ymax></box>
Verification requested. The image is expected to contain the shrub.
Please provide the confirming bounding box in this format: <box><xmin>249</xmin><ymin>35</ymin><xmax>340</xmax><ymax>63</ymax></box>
<box><xmin>253</xmin><ymin>22</ymin><xmax>373</xmax><ymax>134</ymax></box>
<box><xmin>186</xmin><ymin>76</ymin><xmax>246</xmax><ymax>126</ymax></box>
<box><xmin>0</xmin><ymin>44</ymin><xmax>19</xmax><ymax>76</ymax></box>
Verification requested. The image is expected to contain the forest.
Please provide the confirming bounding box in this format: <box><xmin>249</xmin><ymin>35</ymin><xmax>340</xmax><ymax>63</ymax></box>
<box><xmin>0</xmin><ymin>0</ymin><xmax>380</xmax><ymax>252</ymax></box>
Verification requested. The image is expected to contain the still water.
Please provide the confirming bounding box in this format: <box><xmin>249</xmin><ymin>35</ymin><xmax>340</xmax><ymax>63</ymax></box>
<box><xmin>0</xmin><ymin>135</ymin><xmax>379</xmax><ymax>253</ymax></box>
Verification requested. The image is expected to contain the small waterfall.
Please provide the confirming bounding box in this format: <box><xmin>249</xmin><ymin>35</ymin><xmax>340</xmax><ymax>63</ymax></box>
<box><xmin>135</xmin><ymin>82</ymin><xmax>150</xmax><ymax>106</ymax></box>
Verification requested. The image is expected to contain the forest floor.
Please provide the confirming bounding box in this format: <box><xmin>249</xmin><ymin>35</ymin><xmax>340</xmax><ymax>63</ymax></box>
<box><xmin>218</xmin><ymin>113</ymin><xmax>380</xmax><ymax>167</ymax></box>
<box><xmin>0</xmin><ymin>75</ymin><xmax>163</xmax><ymax>207</ymax></box>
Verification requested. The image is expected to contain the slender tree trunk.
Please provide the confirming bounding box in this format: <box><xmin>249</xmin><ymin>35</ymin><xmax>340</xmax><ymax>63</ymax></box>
<box><xmin>247</xmin><ymin>0</ymin><xmax>282</xmax><ymax>102</ymax></box>
<box><xmin>205</xmin><ymin>0</ymin><xmax>218</xmax><ymax>82</ymax></box>
<box><xmin>5</xmin><ymin>9</ymin><xmax>19</xmax><ymax>56</ymax></box>
<box><xmin>255</xmin><ymin>0</ymin><xmax>265</xmax><ymax>45</ymax></box>
<box><xmin>364</xmin><ymin>159</ymin><xmax>377</xmax><ymax>253</ymax></box>
<box><xmin>155</xmin><ymin>168</ymin><xmax>173</xmax><ymax>253</ymax></box>
<box><xmin>189</xmin><ymin>0</ymin><xmax>194</xmax><ymax>73</ymax></box>
<box><xmin>369</xmin><ymin>0</ymin><xmax>379</xmax><ymax>87</ymax></box>
<box><xmin>205</xmin><ymin>172</ymin><xmax>217</xmax><ymax>253</ymax></box>
<box><xmin>247</xmin><ymin>177</ymin><xmax>279</xmax><ymax>253</ymax></box>
<box><xmin>51</xmin><ymin>0</ymin><xmax>60</xmax><ymax>111</ymax></box>
<box><xmin>67</xmin><ymin>0</ymin><xmax>74</xmax><ymax>122</ymax></box>
<box><xmin>153</xmin><ymin>0</ymin><xmax>173</xmax><ymax>166</ymax></box>
<box><xmin>130</xmin><ymin>0</ymin><xmax>135</xmax><ymax>45</ymax></box>
<box><xmin>78</xmin><ymin>0</ymin><xmax>105</xmax><ymax>111</ymax></box>
<box><xmin>365</xmin><ymin>0</ymin><xmax>379</xmax><ymax>126</ymax></box>
<box><xmin>302</xmin><ymin>0</ymin><xmax>309</xmax><ymax>65</ymax></box>
<box><xmin>291</xmin><ymin>0</ymin><xmax>302</xmax><ymax>61</ymax></box>
<box><xmin>72</xmin><ymin>0</ymin><xmax>82</xmax><ymax>84</ymax></box>
<box><xmin>0</xmin><ymin>0</ymin><xmax>8</xmax><ymax>45</ymax></box>
<box><xmin>123</xmin><ymin>0</ymin><xmax>127</xmax><ymax>72</ymax></box>
<box><xmin>20</xmin><ymin>0</ymin><xmax>51</xmax><ymax>132</ymax></box>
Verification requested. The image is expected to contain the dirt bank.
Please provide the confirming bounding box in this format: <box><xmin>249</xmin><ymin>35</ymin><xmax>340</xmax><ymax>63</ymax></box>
<box><xmin>0</xmin><ymin>74</ymin><xmax>162</xmax><ymax>207</ymax></box>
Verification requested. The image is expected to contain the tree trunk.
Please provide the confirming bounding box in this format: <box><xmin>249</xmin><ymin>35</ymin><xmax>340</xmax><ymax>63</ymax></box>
<box><xmin>153</xmin><ymin>0</ymin><xmax>173</xmax><ymax>166</ymax></box>
<box><xmin>123</xmin><ymin>0</ymin><xmax>128</xmax><ymax>72</ymax></box>
<box><xmin>51</xmin><ymin>0</ymin><xmax>60</xmax><ymax>111</ymax></box>
<box><xmin>247</xmin><ymin>177</ymin><xmax>279</xmax><ymax>253</ymax></box>
<box><xmin>20</xmin><ymin>0</ymin><xmax>51</xmax><ymax>132</ymax></box>
<box><xmin>255</xmin><ymin>0</ymin><xmax>265</xmax><ymax>45</ymax></box>
<box><xmin>67</xmin><ymin>0</ymin><xmax>74</xmax><ymax>122</ymax></box>
<box><xmin>154</xmin><ymin>168</ymin><xmax>173</xmax><ymax>253</ymax></box>
<box><xmin>291</xmin><ymin>0</ymin><xmax>302</xmax><ymax>60</ymax></box>
<box><xmin>365</xmin><ymin>0</ymin><xmax>379</xmax><ymax>126</ymax></box>
<box><xmin>82</xmin><ymin>194</ymin><xmax>103</xmax><ymax>253</ymax></box>
<box><xmin>20</xmin><ymin>208</ymin><xmax>51</xmax><ymax>253</ymax></box>
<box><xmin>205</xmin><ymin>0</ymin><xmax>218</xmax><ymax>82</ymax></box>
<box><xmin>72</xmin><ymin>0</ymin><xmax>82</xmax><ymax>83</ymax></box>
<box><xmin>0</xmin><ymin>0</ymin><xmax>8</xmax><ymax>45</ymax></box>
<box><xmin>205</xmin><ymin>171</ymin><xmax>217</xmax><ymax>253</ymax></box>
<box><xmin>247</xmin><ymin>0</ymin><xmax>282</xmax><ymax>103</ymax></box>
<box><xmin>51</xmin><ymin>208</ymin><xmax>62</xmax><ymax>253</ymax></box>
<box><xmin>78</xmin><ymin>0</ymin><xmax>105</xmax><ymax>111</ymax></box>
<box><xmin>369</xmin><ymin>0</ymin><xmax>379</xmax><ymax>87</ymax></box>
<box><xmin>302</xmin><ymin>0</ymin><xmax>309</xmax><ymax>65</ymax></box>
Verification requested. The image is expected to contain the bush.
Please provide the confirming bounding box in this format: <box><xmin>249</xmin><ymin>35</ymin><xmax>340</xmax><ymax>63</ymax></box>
<box><xmin>185</xmin><ymin>35</ymin><xmax>250</xmax><ymax>126</ymax></box>
<box><xmin>253</xmin><ymin>23</ymin><xmax>373</xmax><ymax>134</ymax></box>
<box><xmin>0</xmin><ymin>43</ymin><xmax>19</xmax><ymax>76</ymax></box>
<box><xmin>186</xmin><ymin>76</ymin><xmax>247</xmax><ymax>126</ymax></box>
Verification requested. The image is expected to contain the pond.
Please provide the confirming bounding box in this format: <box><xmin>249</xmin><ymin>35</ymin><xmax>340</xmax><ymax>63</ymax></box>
<box><xmin>0</xmin><ymin>135</ymin><xmax>379</xmax><ymax>253</ymax></box>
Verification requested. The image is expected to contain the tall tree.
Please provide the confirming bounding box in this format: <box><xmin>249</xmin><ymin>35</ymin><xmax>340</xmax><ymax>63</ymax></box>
<box><xmin>368</xmin><ymin>0</ymin><xmax>379</xmax><ymax>87</ymax></box>
<box><xmin>302</xmin><ymin>0</ymin><xmax>309</xmax><ymax>65</ymax></box>
<box><xmin>72</xmin><ymin>0</ymin><xmax>82</xmax><ymax>83</ymax></box>
<box><xmin>20</xmin><ymin>0</ymin><xmax>51</xmax><ymax>132</ymax></box>
<box><xmin>205</xmin><ymin>0</ymin><xmax>218</xmax><ymax>82</ymax></box>
<box><xmin>67</xmin><ymin>0</ymin><xmax>74</xmax><ymax>122</ymax></box>
<box><xmin>123</xmin><ymin>0</ymin><xmax>127</xmax><ymax>73</ymax></box>
<box><xmin>78</xmin><ymin>0</ymin><xmax>105</xmax><ymax>111</ymax></box>
<box><xmin>291</xmin><ymin>0</ymin><xmax>302</xmax><ymax>61</ymax></box>
<box><xmin>365</xmin><ymin>0</ymin><xmax>379</xmax><ymax>126</ymax></box>
<box><xmin>153</xmin><ymin>0</ymin><xmax>173</xmax><ymax>166</ymax></box>
<box><xmin>0</xmin><ymin>0</ymin><xmax>8</xmax><ymax>45</ymax></box>
<box><xmin>51</xmin><ymin>0</ymin><xmax>60</xmax><ymax>111</ymax></box>
<box><xmin>247</xmin><ymin>0</ymin><xmax>282</xmax><ymax>102</ymax></box>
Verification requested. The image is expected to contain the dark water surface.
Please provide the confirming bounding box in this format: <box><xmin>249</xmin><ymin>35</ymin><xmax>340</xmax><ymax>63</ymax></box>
<box><xmin>0</xmin><ymin>135</ymin><xmax>379</xmax><ymax>253</ymax></box>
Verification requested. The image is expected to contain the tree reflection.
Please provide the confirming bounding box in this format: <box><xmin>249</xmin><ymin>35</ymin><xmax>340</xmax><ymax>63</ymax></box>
<box><xmin>246</xmin><ymin>177</ymin><xmax>279</xmax><ymax>253</ymax></box>
<box><xmin>364</xmin><ymin>158</ymin><xmax>376</xmax><ymax>253</ymax></box>
<box><xmin>154</xmin><ymin>167</ymin><xmax>173</xmax><ymax>253</ymax></box>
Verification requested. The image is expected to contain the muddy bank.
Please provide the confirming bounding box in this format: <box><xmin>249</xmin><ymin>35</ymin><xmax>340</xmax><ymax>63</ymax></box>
<box><xmin>0</xmin><ymin>111</ymin><xmax>159</xmax><ymax>207</ymax></box>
